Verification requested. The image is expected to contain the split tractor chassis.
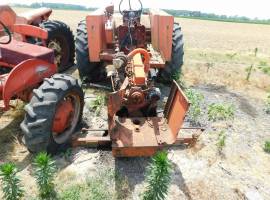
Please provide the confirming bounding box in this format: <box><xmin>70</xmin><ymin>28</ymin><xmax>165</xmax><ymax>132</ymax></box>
<box><xmin>0</xmin><ymin>2</ymin><xmax>202</xmax><ymax>157</ymax></box>
<box><xmin>72</xmin><ymin>1</ymin><xmax>202</xmax><ymax>157</ymax></box>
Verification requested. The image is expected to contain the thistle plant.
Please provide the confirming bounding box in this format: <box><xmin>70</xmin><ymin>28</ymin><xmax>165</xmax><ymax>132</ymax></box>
<box><xmin>142</xmin><ymin>151</ymin><xmax>172</xmax><ymax>200</ymax></box>
<box><xmin>185</xmin><ymin>89</ymin><xmax>204</xmax><ymax>124</ymax></box>
<box><xmin>33</xmin><ymin>152</ymin><xmax>57</xmax><ymax>199</ymax></box>
<box><xmin>0</xmin><ymin>163</ymin><xmax>24</xmax><ymax>200</ymax></box>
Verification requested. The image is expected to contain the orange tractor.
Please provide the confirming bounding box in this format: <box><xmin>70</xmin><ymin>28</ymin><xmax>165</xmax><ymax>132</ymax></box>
<box><xmin>0</xmin><ymin>2</ymin><xmax>201</xmax><ymax>157</ymax></box>
<box><xmin>72</xmin><ymin>1</ymin><xmax>202</xmax><ymax>157</ymax></box>
<box><xmin>0</xmin><ymin>10</ymin><xmax>84</xmax><ymax>154</ymax></box>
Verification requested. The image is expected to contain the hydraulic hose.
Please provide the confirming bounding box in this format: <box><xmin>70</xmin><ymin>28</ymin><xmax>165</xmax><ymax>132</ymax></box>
<box><xmin>0</xmin><ymin>20</ymin><xmax>12</xmax><ymax>44</ymax></box>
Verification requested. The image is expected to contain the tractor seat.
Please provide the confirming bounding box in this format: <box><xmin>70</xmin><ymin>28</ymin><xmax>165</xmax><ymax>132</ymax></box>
<box><xmin>0</xmin><ymin>38</ymin><xmax>54</xmax><ymax>66</ymax></box>
<box><xmin>18</xmin><ymin>8</ymin><xmax>52</xmax><ymax>24</ymax></box>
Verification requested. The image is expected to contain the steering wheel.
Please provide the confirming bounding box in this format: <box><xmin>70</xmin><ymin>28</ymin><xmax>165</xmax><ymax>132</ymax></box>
<box><xmin>0</xmin><ymin>20</ymin><xmax>12</xmax><ymax>44</ymax></box>
<box><xmin>119</xmin><ymin>0</ymin><xmax>143</xmax><ymax>15</ymax></box>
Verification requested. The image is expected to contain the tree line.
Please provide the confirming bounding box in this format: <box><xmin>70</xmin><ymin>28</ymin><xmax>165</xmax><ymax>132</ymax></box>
<box><xmin>12</xmin><ymin>3</ymin><xmax>270</xmax><ymax>25</ymax></box>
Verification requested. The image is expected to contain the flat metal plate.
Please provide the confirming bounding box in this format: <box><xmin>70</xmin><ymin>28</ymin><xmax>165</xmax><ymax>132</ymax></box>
<box><xmin>111</xmin><ymin>117</ymin><xmax>175</xmax><ymax>148</ymax></box>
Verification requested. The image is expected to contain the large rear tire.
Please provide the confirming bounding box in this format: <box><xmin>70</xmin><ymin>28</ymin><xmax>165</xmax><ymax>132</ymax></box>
<box><xmin>20</xmin><ymin>74</ymin><xmax>84</xmax><ymax>154</ymax></box>
<box><xmin>159</xmin><ymin>23</ymin><xmax>184</xmax><ymax>83</ymax></box>
<box><xmin>40</xmin><ymin>20</ymin><xmax>75</xmax><ymax>72</ymax></box>
<box><xmin>75</xmin><ymin>20</ymin><xmax>103</xmax><ymax>82</ymax></box>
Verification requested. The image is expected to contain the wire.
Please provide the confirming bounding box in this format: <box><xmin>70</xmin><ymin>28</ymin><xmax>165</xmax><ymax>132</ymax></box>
<box><xmin>0</xmin><ymin>20</ymin><xmax>12</xmax><ymax>44</ymax></box>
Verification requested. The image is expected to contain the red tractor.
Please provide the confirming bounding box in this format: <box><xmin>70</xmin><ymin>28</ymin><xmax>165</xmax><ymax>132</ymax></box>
<box><xmin>0</xmin><ymin>5</ymin><xmax>75</xmax><ymax>72</ymax></box>
<box><xmin>0</xmin><ymin>18</ymin><xmax>84</xmax><ymax>153</ymax></box>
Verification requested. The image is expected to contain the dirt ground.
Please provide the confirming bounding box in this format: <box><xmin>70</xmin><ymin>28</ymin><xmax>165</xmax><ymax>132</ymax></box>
<box><xmin>0</xmin><ymin>7</ymin><xmax>269</xmax><ymax>200</ymax></box>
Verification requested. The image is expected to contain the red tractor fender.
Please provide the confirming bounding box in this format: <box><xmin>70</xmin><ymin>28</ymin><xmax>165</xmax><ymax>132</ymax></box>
<box><xmin>13</xmin><ymin>24</ymin><xmax>48</xmax><ymax>45</ymax></box>
<box><xmin>2</xmin><ymin>59</ymin><xmax>56</xmax><ymax>110</ymax></box>
<box><xmin>13</xmin><ymin>24</ymin><xmax>48</xmax><ymax>40</ymax></box>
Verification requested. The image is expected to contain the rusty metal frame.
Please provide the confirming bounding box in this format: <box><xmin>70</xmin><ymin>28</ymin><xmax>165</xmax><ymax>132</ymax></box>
<box><xmin>72</xmin><ymin>81</ymin><xmax>203</xmax><ymax>157</ymax></box>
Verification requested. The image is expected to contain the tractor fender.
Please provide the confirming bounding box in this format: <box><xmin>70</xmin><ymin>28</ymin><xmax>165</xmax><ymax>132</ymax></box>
<box><xmin>13</xmin><ymin>24</ymin><xmax>48</xmax><ymax>42</ymax></box>
<box><xmin>2</xmin><ymin>59</ymin><xmax>56</xmax><ymax>110</ymax></box>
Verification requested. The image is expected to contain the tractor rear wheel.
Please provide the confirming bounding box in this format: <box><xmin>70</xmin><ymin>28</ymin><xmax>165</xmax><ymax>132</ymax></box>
<box><xmin>75</xmin><ymin>20</ymin><xmax>103</xmax><ymax>82</ymax></box>
<box><xmin>20</xmin><ymin>74</ymin><xmax>84</xmax><ymax>154</ymax></box>
<box><xmin>159</xmin><ymin>23</ymin><xmax>184</xmax><ymax>83</ymax></box>
<box><xmin>40</xmin><ymin>20</ymin><xmax>75</xmax><ymax>72</ymax></box>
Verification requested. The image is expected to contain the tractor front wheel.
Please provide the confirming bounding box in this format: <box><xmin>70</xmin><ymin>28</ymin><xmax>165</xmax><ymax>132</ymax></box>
<box><xmin>20</xmin><ymin>74</ymin><xmax>84</xmax><ymax>154</ymax></box>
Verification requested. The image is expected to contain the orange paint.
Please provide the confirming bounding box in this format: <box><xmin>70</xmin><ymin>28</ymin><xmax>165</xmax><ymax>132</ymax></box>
<box><xmin>149</xmin><ymin>9</ymin><xmax>174</xmax><ymax>62</ymax></box>
<box><xmin>2</xmin><ymin>59</ymin><xmax>56</xmax><ymax>110</ymax></box>
<box><xmin>53</xmin><ymin>99</ymin><xmax>74</xmax><ymax>133</ymax></box>
<box><xmin>86</xmin><ymin>8</ymin><xmax>106</xmax><ymax>62</ymax></box>
<box><xmin>13</xmin><ymin>24</ymin><xmax>48</xmax><ymax>40</ymax></box>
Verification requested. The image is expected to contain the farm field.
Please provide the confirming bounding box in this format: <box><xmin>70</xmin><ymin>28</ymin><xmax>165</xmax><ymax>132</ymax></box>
<box><xmin>0</xmin><ymin>7</ymin><xmax>269</xmax><ymax>200</ymax></box>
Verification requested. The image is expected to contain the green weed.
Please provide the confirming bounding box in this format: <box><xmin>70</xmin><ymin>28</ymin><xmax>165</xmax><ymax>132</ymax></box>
<box><xmin>217</xmin><ymin>131</ymin><xmax>226</xmax><ymax>150</ymax></box>
<box><xmin>0</xmin><ymin>163</ymin><xmax>24</xmax><ymax>200</ymax></box>
<box><xmin>208</xmin><ymin>103</ymin><xmax>235</xmax><ymax>121</ymax></box>
<box><xmin>226</xmin><ymin>52</ymin><xmax>237</xmax><ymax>59</ymax></box>
<box><xmin>88</xmin><ymin>95</ymin><xmax>106</xmax><ymax>116</ymax></box>
<box><xmin>33</xmin><ymin>152</ymin><xmax>57</xmax><ymax>199</ymax></box>
<box><xmin>264</xmin><ymin>141</ymin><xmax>270</xmax><ymax>153</ymax></box>
<box><xmin>185</xmin><ymin>89</ymin><xmax>204</xmax><ymax>124</ymax></box>
<box><xmin>259</xmin><ymin>61</ymin><xmax>268</xmax><ymax>66</ymax></box>
<box><xmin>142</xmin><ymin>151</ymin><xmax>172</xmax><ymax>200</ymax></box>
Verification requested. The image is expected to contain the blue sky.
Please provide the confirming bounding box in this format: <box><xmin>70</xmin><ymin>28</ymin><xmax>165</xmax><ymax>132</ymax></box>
<box><xmin>1</xmin><ymin>0</ymin><xmax>270</xmax><ymax>19</ymax></box>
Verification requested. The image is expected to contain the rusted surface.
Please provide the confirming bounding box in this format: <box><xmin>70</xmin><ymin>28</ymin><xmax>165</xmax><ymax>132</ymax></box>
<box><xmin>72</xmin><ymin>136</ymin><xmax>111</xmax><ymax>147</ymax></box>
<box><xmin>164</xmin><ymin>81</ymin><xmax>190</xmax><ymax>140</ymax></box>
<box><xmin>118</xmin><ymin>24</ymin><xmax>146</xmax><ymax>51</ymax></box>
<box><xmin>110</xmin><ymin>117</ymin><xmax>175</xmax><ymax>157</ymax></box>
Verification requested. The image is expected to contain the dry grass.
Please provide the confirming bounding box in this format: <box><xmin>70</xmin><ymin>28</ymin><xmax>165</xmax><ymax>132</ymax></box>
<box><xmin>176</xmin><ymin>17</ymin><xmax>270</xmax><ymax>99</ymax></box>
